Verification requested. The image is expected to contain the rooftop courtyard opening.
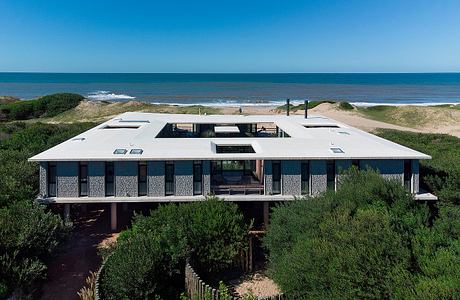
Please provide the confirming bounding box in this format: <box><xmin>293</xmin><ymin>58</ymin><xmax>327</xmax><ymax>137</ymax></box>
<box><xmin>211</xmin><ymin>160</ymin><xmax>264</xmax><ymax>195</ymax></box>
<box><xmin>156</xmin><ymin>122</ymin><xmax>290</xmax><ymax>138</ymax></box>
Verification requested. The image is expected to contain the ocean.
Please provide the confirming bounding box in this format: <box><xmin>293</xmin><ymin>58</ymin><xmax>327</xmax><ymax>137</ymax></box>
<box><xmin>1</xmin><ymin>73</ymin><xmax>460</xmax><ymax>106</ymax></box>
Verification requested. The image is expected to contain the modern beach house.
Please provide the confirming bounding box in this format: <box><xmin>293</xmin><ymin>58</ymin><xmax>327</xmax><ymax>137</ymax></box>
<box><xmin>29</xmin><ymin>111</ymin><xmax>436</xmax><ymax>230</ymax></box>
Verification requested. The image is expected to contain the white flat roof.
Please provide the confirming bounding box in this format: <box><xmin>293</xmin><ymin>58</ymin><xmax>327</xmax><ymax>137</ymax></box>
<box><xmin>29</xmin><ymin>112</ymin><xmax>431</xmax><ymax>161</ymax></box>
<box><xmin>214</xmin><ymin>126</ymin><xmax>240</xmax><ymax>133</ymax></box>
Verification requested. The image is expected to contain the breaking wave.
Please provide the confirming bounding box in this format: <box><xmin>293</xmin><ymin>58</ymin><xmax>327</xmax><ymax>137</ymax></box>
<box><xmin>86</xmin><ymin>91</ymin><xmax>136</xmax><ymax>101</ymax></box>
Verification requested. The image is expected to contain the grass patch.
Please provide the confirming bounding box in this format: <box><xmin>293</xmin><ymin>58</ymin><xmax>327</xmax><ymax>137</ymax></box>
<box><xmin>46</xmin><ymin>101</ymin><xmax>222</xmax><ymax>123</ymax></box>
<box><xmin>358</xmin><ymin>106</ymin><xmax>425</xmax><ymax>127</ymax></box>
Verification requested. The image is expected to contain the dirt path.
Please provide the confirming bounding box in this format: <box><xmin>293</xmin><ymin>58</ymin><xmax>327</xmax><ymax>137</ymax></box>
<box><xmin>39</xmin><ymin>207</ymin><xmax>116</xmax><ymax>300</ymax></box>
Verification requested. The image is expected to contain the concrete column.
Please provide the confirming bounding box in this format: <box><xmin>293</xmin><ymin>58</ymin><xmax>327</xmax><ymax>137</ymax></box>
<box><xmin>64</xmin><ymin>204</ymin><xmax>71</xmax><ymax>221</ymax></box>
<box><xmin>111</xmin><ymin>203</ymin><xmax>117</xmax><ymax>231</ymax></box>
<box><xmin>256</xmin><ymin>160</ymin><xmax>263</xmax><ymax>182</ymax></box>
<box><xmin>263</xmin><ymin>202</ymin><xmax>270</xmax><ymax>228</ymax></box>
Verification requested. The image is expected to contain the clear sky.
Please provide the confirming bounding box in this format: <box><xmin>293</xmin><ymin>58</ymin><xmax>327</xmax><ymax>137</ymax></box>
<box><xmin>0</xmin><ymin>0</ymin><xmax>459</xmax><ymax>73</ymax></box>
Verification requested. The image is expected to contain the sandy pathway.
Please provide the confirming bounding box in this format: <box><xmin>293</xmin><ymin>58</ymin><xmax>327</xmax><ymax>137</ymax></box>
<box><xmin>39</xmin><ymin>207</ymin><xmax>116</xmax><ymax>300</ymax></box>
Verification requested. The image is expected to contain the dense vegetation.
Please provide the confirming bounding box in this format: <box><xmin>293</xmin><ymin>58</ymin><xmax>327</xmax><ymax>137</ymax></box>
<box><xmin>376</xmin><ymin>129</ymin><xmax>460</xmax><ymax>204</ymax></box>
<box><xmin>265</xmin><ymin>169</ymin><xmax>460</xmax><ymax>299</ymax></box>
<box><xmin>99</xmin><ymin>198</ymin><xmax>249</xmax><ymax>299</ymax></box>
<box><xmin>0</xmin><ymin>93</ymin><xmax>84</xmax><ymax>121</ymax></box>
<box><xmin>0</xmin><ymin>121</ymin><xmax>95</xmax><ymax>298</ymax></box>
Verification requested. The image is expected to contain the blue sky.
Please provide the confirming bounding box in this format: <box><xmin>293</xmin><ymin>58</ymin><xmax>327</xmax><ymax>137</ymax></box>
<box><xmin>0</xmin><ymin>0</ymin><xmax>459</xmax><ymax>72</ymax></box>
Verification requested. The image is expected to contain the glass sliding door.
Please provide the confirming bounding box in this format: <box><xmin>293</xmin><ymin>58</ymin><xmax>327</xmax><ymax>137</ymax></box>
<box><xmin>105</xmin><ymin>162</ymin><xmax>114</xmax><ymax>196</ymax></box>
<box><xmin>48</xmin><ymin>163</ymin><xmax>57</xmax><ymax>197</ymax></box>
<box><xmin>165</xmin><ymin>162</ymin><xmax>174</xmax><ymax>195</ymax></box>
<box><xmin>326</xmin><ymin>160</ymin><xmax>336</xmax><ymax>191</ymax></box>
<box><xmin>404</xmin><ymin>160</ymin><xmax>412</xmax><ymax>192</ymax></box>
<box><xmin>301</xmin><ymin>161</ymin><xmax>310</xmax><ymax>195</ymax></box>
<box><xmin>272</xmin><ymin>161</ymin><xmax>281</xmax><ymax>194</ymax></box>
<box><xmin>138</xmin><ymin>162</ymin><xmax>147</xmax><ymax>196</ymax></box>
<box><xmin>193</xmin><ymin>161</ymin><xmax>202</xmax><ymax>195</ymax></box>
<box><xmin>79</xmin><ymin>163</ymin><xmax>88</xmax><ymax>196</ymax></box>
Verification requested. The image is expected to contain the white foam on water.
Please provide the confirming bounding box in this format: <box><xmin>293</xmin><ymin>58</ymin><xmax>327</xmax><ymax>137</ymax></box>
<box><xmin>147</xmin><ymin>99</ymin><xmax>306</xmax><ymax>107</ymax></box>
<box><xmin>350</xmin><ymin>101</ymin><xmax>460</xmax><ymax>107</ymax></box>
<box><xmin>86</xmin><ymin>91</ymin><xmax>136</xmax><ymax>100</ymax></box>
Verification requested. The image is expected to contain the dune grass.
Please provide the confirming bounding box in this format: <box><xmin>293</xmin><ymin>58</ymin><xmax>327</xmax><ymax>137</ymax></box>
<box><xmin>357</xmin><ymin>105</ymin><xmax>460</xmax><ymax>128</ymax></box>
<box><xmin>45</xmin><ymin>101</ymin><xmax>222</xmax><ymax>123</ymax></box>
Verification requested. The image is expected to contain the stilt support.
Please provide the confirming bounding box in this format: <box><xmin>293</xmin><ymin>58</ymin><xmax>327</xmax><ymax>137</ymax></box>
<box><xmin>263</xmin><ymin>202</ymin><xmax>270</xmax><ymax>228</ymax></box>
<box><xmin>111</xmin><ymin>203</ymin><xmax>117</xmax><ymax>231</ymax></box>
<box><xmin>64</xmin><ymin>204</ymin><xmax>71</xmax><ymax>221</ymax></box>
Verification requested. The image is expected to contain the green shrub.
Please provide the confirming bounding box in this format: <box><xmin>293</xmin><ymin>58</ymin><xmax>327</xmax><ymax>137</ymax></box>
<box><xmin>0</xmin><ymin>93</ymin><xmax>84</xmax><ymax>120</ymax></box>
<box><xmin>0</xmin><ymin>122</ymin><xmax>95</xmax><ymax>208</ymax></box>
<box><xmin>0</xmin><ymin>201</ymin><xmax>70</xmax><ymax>298</ymax></box>
<box><xmin>100</xmin><ymin>234</ymin><xmax>176</xmax><ymax>300</ymax></box>
<box><xmin>274</xmin><ymin>208</ymin><xmax>412</xmax><ymax>299</ymax></box>
<box><xmin>338</xmin><ymin>101</ymin><xmax>354</xmax><ymax>110</ymax></box>
<box><xmin>184</xmin><ymin>199</ymin><xmax>248</xmax><ymax>272</ymax></box>
<box><xmin>0</xmin><ymin>121</ymin><xmax>95</xmax><ymax>297</ymax></box>
<box><xmin>375</xmin><ymin>129</ymin><xmax>460</xmax><ymax>204</ymax></box>
<box><xmin>99</xmin><ymin>198</ymin><xmax>249</xmax><ymax>299</ymax></box>
<box><xmin>264</xmin><ymin>170</ymin><xmax>443</xmax><ymax>299</ymax></box>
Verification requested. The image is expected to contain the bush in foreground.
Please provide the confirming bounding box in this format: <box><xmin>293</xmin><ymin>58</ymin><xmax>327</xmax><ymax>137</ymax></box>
<box><xmin>0</xmin><ymin>121</ymin><xmax>94</xmax><ymax>298</ymax></box>
<box><xmin>265</xmin><ymin>169</ymin><xmax>460</xmax><ymax>298</ymax></box>
<box><xmin>99</xmin><ymin>198</ymin><xmax>249</xmax><ymax>299</ymax></box>
<box><xmin>0</xmin><ymin>201</ymin><xmax>70</xmax><ymax>298</ymax></box>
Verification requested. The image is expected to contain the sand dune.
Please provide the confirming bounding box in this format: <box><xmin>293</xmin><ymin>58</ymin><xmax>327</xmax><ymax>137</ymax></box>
<box><xmin>45</xmin><ymin>100</ymin><xmax>460</xmax><ymax>137</ymax></box>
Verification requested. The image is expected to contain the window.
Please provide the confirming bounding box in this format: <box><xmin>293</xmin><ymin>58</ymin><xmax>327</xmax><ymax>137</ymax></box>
<box><xmin>404</xmin><ymin>160</ymin><xmax>412</xmax><ymax>192</ymax></box>
<box><xmin>301</xmin><ymin>162</ymin><xmax>310</xmax><ymax>195</ymax></box>
<box><xmin>105</xmin><ymin>162</ymin><xmax>114</xmax><ymax>196</ymax></box>
<box><xmin>193</xmin><ymin>161</ymin><xmax>202</xmax><ymax>195</ymax></box>
<box><xmin>352</xmin><ymin>159</ymin><xmax>360</xmax><ymax>170</ymax></box>
<box><xmin>165</xmin><ymin>162</ymin><xmax>174</xmax><ymax>195</ymax></box>
<box><xmin>138</xmin><ymin>162</ymin><xmax>147</xmax><ymax>196</ymax></box>
<box><xmin>326</xmin><ymin>160</ymin><xmax>336</xmax><ymax>191</ymax></box>
<box><xmin>79</xmin><ymin>162</ymin><xmax>88</xmax><ymax>196</ymax></box>
<box><xmin>272</xmin><ymin>161</ymin><xmax>281</xmax><ymax>195</ymax></box>
<box><xmin>48</xmin><ymin>163</ymin><xmax>57</xmax><ymax>197</ymax></box>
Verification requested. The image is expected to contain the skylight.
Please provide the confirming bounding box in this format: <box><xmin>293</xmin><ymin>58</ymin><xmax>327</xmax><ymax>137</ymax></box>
<box><xmin>130</xmin><ymin>149</ymin><xmax>144</xmax><ymax>155</ymax></box>
<box><xmin>304</xmin><ymin>125</ymin><xmax>340</xmax><ymax>128</ymax></box>
<box><xmin>330</xmin><ymin>147</ymin><xmax>345</xmax><ymax>154</ymax></box>
<box><xmin>216</xmin><ymin>145</ymin><xmax>255</xmax><ymax>154</ymax></box>
<box><xmin>113</xmin><ymin>149</ymin><xmax>127</xmax><ymax>155</ymax></box>
<box><xmin>119</xmin><ymin>120</ymin><xmax>150</xmax><ymax>123</ymax></box>
<box><xmin>102</xmin><ymin>125</ymin><xmax>140</xmax><ymax>129</ymax></box>
<box><xmin>71</xmin><ymin>137</ymin><xmax>86</xmax><ymax>141</ymax></box>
